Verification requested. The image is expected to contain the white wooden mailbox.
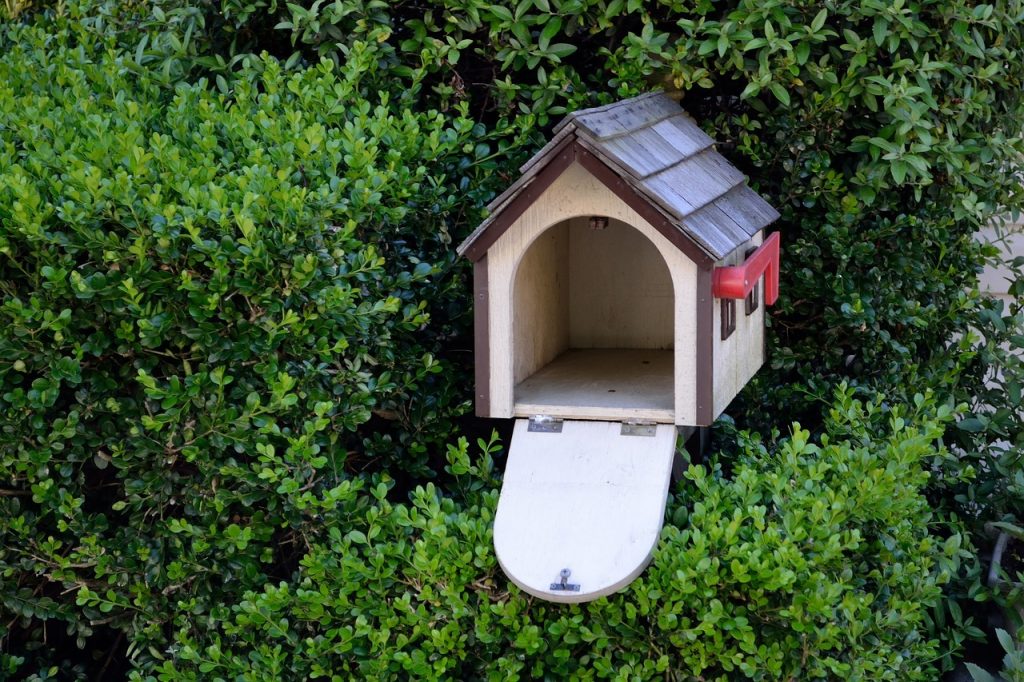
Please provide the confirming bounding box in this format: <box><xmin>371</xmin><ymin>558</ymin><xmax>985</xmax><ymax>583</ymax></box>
<box><xmin>457</xmin><ymin>92</ymin><xmax>780</xmax><ymax>603</ymax></box>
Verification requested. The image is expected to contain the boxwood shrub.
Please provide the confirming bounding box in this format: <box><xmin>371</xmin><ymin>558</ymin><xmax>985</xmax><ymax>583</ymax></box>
<box><xmin>78</xmin><ymin>0</ymin><xmax>1024</xmax><ymax>417</ymax></box>
<box><xmin>135</xmin><ymin>387</ymin><xmax>968</xmax><ymax>681</ymax></box>
<box><xmin>0</xmin><ymin>18</ymin><xmax>487</xmax><ymax>677</ymax></box>
<box><xmin>2</xmin><ymin>0</ymin><xmax>1023</xmax><ymax>677</ymax></box>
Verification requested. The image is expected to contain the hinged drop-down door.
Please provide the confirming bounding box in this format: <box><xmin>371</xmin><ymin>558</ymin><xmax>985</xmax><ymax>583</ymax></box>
<box><xmin>493</xmin><ymin>418</ymin><xmax>677</xmax><ymax>603</ymax></box>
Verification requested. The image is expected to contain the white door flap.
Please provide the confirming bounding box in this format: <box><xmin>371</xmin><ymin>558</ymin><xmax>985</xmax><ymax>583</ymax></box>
<box><xmin>493</xmin><ymin>418</ymin><xmax>677</xmax><ymax>603</ymax></box>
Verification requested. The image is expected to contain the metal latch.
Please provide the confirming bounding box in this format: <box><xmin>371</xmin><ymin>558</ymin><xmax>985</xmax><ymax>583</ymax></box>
<box><xmin>550</xmin><ymin>568</ymin><xmax>580</xmax><ymax>592</ymax></box>
<box><xmin>528</xmin><ymin>415</ymin><xmax>563</xmax><ymax>433</ymax></box>
<box><xmin>620</xmin><ymin>419</ymin><xmax>657</xmax><ymax>437</ymax></box>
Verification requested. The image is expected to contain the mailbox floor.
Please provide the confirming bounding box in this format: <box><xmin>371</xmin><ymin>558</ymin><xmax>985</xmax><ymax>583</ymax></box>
<box><xmin>513</xmin><ymin>349</ymin><xmax>674</xmax><ymax>423</ymax></box>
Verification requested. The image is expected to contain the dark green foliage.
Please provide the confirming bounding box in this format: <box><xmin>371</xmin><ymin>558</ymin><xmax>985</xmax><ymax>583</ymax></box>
<box><xmin>966</xmin><ymin>627</ymin><xmax>1024</xmax><ymax>681</ymax></box>
<box><xmin>0</xmin><ymin>18</ymin><xmax>486</xmax><ymax>676</ymax></box>
<box><xmin>2</xmin><ymin>0</ymin><xmax>1024</xmax><ymax>677</ymax></box>
<box><xmin>136</xmin><ymin>388</ymin><xmax>966</xmax><ymax>681</ymax></box>
<box><xmin>46</xmin><ymin>0</ymin><xmax>1024</xmax><ymax>453</ymax></box>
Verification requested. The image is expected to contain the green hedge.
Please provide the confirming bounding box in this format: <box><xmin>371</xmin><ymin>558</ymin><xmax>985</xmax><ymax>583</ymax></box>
<box><xmin>0</xmin><ymin>19</ymin><xmax>485</xmax><ymax>677</ymax></box>
<box><xmin>78</xmin><ymin>0</ymin><xmax>1024</xmax><ymax>412</ymax></box>
<box><xmin>2</xmin><ymin>0</ymin><xmax>1024</xmax><ymax>678</ymax></box>
<box><xmin>134</xmin><ymin>387</ymin><xmax>967</xmax><ymax>681</ymax></box>
<box><xmin>37</xmin><ymin>0</ymin><xmax>1024</xmax><ymax>529</ymax></box>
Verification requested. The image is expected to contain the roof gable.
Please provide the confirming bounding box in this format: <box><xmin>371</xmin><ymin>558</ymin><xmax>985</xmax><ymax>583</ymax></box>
<box><xmin>457</xmin><ymin>92</ymin><xmax>779</xmax><ymax>264</ymax></box>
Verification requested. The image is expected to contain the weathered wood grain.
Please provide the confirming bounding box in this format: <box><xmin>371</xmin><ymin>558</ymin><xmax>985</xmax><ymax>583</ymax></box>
<box><xmin>552</xmin><ymin>91</ymin><xmax>675</xmax><ymax>138</ymax></box>
<box><xmin>682</xmin><ymin>203</ymin><xmax>754</xmax><ymax>258</ymax></box>
<box><xmin>654</xmin><ymin>115</ymin><xmax>715</xmax><ymax>158</ymax></box>
<box><xmin>712</xmin><ymin>185</ymin><xmax>781</xmax><ymax>235</ymax></box>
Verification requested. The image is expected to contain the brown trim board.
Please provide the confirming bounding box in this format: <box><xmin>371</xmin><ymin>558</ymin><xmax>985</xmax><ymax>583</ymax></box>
<box><xmin>460</xmin><ymin>139</ymin><xmax>576</xmax><ymax>262</ymax></box>
<box><xmin>695</xmin><ymin>266</ymin><xmax>714</xmax><ymax>426</ymax></box>
<box><xmin>473</xmin><ymin>256</ymin><xmax>491</xmax><ymax>418</ymax></box>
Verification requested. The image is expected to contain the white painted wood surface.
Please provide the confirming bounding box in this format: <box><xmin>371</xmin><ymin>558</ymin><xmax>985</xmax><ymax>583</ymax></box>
<box><xmin>488</xmin><ymin>161</ymin><xmax>698</xmax><ymax>424</ymax></box>
<box><xmin>493</xmin><ymin>419</ymin><xmax>677</xmax><ymax>603</ymax></box>
<box><xmin>514</xmin><ymin>349</ymin><xmax>674</xmax><ymax>422</ymax></box>
<box><xmin>713</xmin><ymin>231</ymin><xmax>766</xmax><ymax>417</ymax></box>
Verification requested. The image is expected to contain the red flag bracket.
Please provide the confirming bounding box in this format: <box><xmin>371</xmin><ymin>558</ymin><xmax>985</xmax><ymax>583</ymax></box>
<box><xmin>711</xmin><ymin>231</ymin><xmax>780</xmax><ymax>305</ymax></box>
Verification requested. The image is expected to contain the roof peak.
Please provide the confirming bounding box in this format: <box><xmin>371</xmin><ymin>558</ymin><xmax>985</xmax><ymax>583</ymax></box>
<box><xmin>552</xmin><ymin>91</ymin><xmax>682</xmax><ymax>140</ymax></box>
<box><xmin>552</xmin><ymin>92</ymin><xmax>667</xmax><ymax>129</ymax></box>
<box><xmin>459</xmin><ymin>93</ymin><xmax>778</xmax><ymax>262</ymax></box>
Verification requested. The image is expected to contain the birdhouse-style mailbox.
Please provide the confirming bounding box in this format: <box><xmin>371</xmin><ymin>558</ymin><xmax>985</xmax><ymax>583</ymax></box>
<box><xmin>457</xmin><ymin>93</ymin><xmax>780</xmax><ymax>603</ymax></box>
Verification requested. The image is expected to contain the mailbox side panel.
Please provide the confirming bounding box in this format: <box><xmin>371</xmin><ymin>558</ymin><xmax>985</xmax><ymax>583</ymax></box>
<box><xmin>712</xmin><ymin>230</ymin><xmax>766</xmax><ymax>418</ymax></box>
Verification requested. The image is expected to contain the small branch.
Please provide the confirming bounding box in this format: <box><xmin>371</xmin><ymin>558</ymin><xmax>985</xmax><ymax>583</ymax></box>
<box><xmin>96</xmin><ymin>630</ymin><xmax>125</xmax><ymax>681</ymax></box>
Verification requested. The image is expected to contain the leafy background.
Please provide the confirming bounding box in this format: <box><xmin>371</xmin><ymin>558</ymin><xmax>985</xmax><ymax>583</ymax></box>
<box><xmin>1</xmin><ymin>0</ymin><xmax>1023</xmax><ymax>679</ymax></box>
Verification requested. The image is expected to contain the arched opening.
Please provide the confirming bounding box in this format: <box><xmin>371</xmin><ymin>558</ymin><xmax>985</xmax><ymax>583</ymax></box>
<box><xmin>512</xmin><ymin>216</ymin><xmax>675</xmax><ymax>421</ymax></box>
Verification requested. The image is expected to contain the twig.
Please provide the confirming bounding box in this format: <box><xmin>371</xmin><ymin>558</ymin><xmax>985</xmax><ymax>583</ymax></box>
<box><xmin>96</xmin><ymin>630</ymin><xmax>125</xmax><ymax>681</ymax></box>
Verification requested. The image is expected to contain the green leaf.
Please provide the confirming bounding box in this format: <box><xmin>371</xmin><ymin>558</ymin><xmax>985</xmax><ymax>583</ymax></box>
<box><xmin>991</xmin><ymin>522</ymin><xmax>1024</xmax><ymax>541</ymax></box>
<box><xmin>795</xmin><ymin>42</ymin><xmax>810</xmax><ymax>65</ymax></box>
<box><xmin>768</xmin><ymin>82</ymin><xmax>791</xmax><ymax>106</ymax></box>
<box><xmin>547</xmin><ymin>43</ymin><xmax>577</xmax><ymax>59</ymax></box>
<box><xmin>869</xmin><ymin>137</ymin><xmax>898</xmax><ymax>153</ymax></box>
<box><xmin>957</xmin><ymin>417</ymin><xmax>986</xmax><ymax>433</ymax></box>
<box><xmin>890</xmin><ymin>160</ymin><xmax>908</xmax><ymax>184</ymax></box>
<box><xmin>1008</xmin><ymin>380</ymin><xmax>1021</xmax><ymax>406</ymax></box>
<box><xmin>810</xmin><ymin>9</ymin><xmax>827</xmax><ymax>33</ymax></box>
<box><xmin>539</xmin><ymin>17</ymin><xmax>562</xmax><ymax>50</ymax></box>
<box><xmin>488</xmin><ymin>5</ymin><xmax>513</xmax><ymax>21</ymax></box>
<box><xmin>873</xmin><ymin>18</ymin><xmax>887</xmax><ymax>47</ymax></box>
<box><xmin>995</xmin><ymin>628</ymin><xmax>1015</xmax><ymax>654</ymax></box>
<box><xmin>740</xmin><ymin>81</ymin><xmax>761</xmax><ymax>99</ymax></box>
<box><xmin>964</xmin><ymin>663</ymin><xmax>999</xmax><ymax>682</ymax></box>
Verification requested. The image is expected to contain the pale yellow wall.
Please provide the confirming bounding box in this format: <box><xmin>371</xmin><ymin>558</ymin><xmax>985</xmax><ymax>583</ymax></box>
<box><xmin>567</xmin><ymin>217</ymin><xmax>674</xmax><ymax>349</ymax></box>
<box><xmin>712</xmin><ymin>230</ymin><xmax>766</xmax><ymax>418</ymax></box>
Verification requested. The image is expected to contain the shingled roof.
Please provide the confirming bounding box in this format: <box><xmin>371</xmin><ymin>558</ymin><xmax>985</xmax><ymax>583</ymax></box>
<box><xmin>457</xmin><ymin>92</ymin><xmax>779</xmax><ymax>263</ymax></box>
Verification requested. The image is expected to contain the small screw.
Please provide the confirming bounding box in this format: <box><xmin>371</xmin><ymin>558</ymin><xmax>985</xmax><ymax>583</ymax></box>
<box><xmin>550</xmin><ymin>568</ymin><xmax>580</xmax><ymax>592</ymax></box>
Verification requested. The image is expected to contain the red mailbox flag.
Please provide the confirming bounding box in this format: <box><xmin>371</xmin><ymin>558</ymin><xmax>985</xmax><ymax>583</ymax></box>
<box><xmin>711</xmin><ymin>232</ymin><xmax>780</xmax><ymax>305</ymax></box>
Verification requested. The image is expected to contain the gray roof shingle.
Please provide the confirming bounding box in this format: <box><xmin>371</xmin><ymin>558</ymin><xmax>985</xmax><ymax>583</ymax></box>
<box><xmin>458</xmin><ymin>92</ymin><xmax>778</xmax><ymax>261</ymax></box>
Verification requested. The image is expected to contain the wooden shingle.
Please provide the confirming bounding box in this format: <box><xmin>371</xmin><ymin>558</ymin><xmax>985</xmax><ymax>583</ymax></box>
<box><xmin>458</xmin><ymin>92</ymin><xmax>779</xmax><ymax>262</ymax></box>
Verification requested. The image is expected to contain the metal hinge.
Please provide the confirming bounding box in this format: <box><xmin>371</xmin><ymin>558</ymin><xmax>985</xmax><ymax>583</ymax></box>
<box><xmin>620</xmin><ymin>419</ymin><xmax>657</xmax><ymax>437</ymax></box>
<box><xmin>549</xmin><ymin>568</ymin><xmax>580</xmax><ymax>592</ymax></box>
<box><xmin>528</xmin><ymin>415</ymin><xmax>563</xmax><ymax>433</ymax></box>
